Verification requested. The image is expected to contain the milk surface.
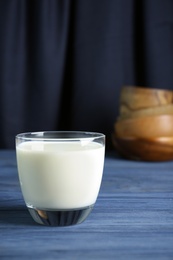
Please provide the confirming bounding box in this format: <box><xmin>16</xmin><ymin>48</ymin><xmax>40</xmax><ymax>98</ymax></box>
<box><xmin>16</xmin><ymin>141</ymin><xmax>105</xmax><ymax>209</ymax></box>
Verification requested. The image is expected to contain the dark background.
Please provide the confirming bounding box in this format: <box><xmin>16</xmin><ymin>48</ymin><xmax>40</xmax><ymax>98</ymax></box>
<box><xmin>0</xmin><ymin>0</ymin><xmax>173</xmax><ymax>149</ymax></box>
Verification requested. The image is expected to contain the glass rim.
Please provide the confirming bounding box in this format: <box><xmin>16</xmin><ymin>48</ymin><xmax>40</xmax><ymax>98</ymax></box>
<box><xmin>16</xmin><ymin>131</ymin><xmax>105</xmax><ymax>142</ymax></box>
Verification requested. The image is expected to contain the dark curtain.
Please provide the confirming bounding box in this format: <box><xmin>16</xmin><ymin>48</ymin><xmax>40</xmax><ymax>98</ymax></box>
<box><xmin>0</xmin><ymin>0</ymin><xmax>173</xmax><ymax>149</ymax></box>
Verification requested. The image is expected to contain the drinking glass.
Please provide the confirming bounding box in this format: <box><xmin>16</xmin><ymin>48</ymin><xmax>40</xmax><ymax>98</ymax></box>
<box><xmin>16</xmin><ymin>131</ymin><xmax>105</xmax><ymax>226</ymax></box>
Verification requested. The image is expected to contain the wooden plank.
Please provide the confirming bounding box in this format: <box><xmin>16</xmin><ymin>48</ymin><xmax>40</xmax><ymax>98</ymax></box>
<box><xmin>0</xmin><ymin>151</ymin><xmax>173</xmax><ymax>259</ymax></box>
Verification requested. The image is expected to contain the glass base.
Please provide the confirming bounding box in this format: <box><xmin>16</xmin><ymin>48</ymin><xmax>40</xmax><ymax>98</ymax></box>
<box><xmin>27</xmin><ymin>205</ymin><xmax>94</xmax><ymax>226</ymax></box>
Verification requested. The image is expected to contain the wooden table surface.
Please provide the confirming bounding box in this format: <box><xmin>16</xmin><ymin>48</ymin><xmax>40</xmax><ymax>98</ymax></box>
<box><xmin>0</xmin><ymin>150</ymin><xmax>173</xmax><ymax>259</ymax></box>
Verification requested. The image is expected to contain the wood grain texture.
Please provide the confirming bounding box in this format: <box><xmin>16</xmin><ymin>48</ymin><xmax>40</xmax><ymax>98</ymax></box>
<box><xmin>119</xmin><ymin>103</ymin><xmax>173</xmax><ymax>120</ymax></box>
<box><xmin>114</xmin><ymin>115</ymin><xmax>173</xmax><ymax>138</ymax></box>
<box><xmin>112</xmin><ymin>135</ymin><xmax>173</xmax><ymax>161</ymax></box>
<box><xmin>120</xmin><ymin>86</ymin><xmax>173</xmax><ymax>110</ymax></box>
<box><xmin>0</xmin><ymin>151</ymin><xmax>173</xmax><ymax>259</ymax></box>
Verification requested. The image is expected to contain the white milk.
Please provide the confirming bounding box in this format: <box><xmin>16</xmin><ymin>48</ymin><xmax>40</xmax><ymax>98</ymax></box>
<box><xmin>16</xmin><ymin>141</ymin><xmax>105</xmax><ymax>209</ymax></box>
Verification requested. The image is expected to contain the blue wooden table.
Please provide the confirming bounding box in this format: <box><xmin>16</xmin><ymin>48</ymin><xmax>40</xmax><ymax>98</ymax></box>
<box><xmin>0</xmin><ymin>150</ymin><xmax>173</xmax><ymax>259</ymax></box>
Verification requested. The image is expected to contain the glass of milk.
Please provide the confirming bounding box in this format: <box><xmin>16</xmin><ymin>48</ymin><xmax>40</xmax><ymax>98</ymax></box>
<box><xmin>16</xmin><ymin>131</ymin><xmax>105</xmax><ymax>226</ymax></box>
